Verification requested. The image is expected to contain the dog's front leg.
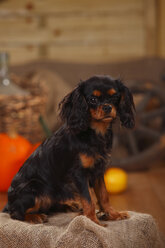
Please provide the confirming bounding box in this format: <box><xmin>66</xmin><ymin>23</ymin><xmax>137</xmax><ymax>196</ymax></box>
<box><xmin>94</xmin><ymin>176</ymin><xmax>129</xmax><ymax>220</ymax></box>
<box><xmin>74</xmin><ymin>171</ymin><xmax>103</xmax><ymax>226</ymax></box>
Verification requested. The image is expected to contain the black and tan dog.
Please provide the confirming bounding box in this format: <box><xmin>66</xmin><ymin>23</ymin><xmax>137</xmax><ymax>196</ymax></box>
<box><xmin>3</xmin><ymin>75</ymin><xmax>135</xmax><ymax>226</ymax></box>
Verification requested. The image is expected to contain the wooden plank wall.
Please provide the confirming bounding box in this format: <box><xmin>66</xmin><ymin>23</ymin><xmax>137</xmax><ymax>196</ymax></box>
<box><xmin>158</xmin><ymin>0</ymin><xmax>165</xmax><ymax>57</ymax></box>
<box><xmin>0</xmin><ymin>0</ymin><xmax>159</xmax><ymax>64</ymax></box>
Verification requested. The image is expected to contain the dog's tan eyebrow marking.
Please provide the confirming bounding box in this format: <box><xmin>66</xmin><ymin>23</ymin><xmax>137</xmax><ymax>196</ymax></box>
<box><xmin>107</xmin><ymin>88</ymin><xmax>116</xmax><ymax>96</ymax></box>
<box><xmin>93</xmin><ymin>90</ymin><xmax>102</xmax><ymax>97</ymax></box>
<box><xmin>80</xmin><ymin>153</ymin><xmax>95</xmax><ymax>168</ymax></box>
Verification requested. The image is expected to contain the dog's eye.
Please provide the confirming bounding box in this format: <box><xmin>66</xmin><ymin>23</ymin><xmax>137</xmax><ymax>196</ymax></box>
<box><xmin>89</xmin><ymin>97</ymin><xmax>98</xmax><ymax>104</ymax></box>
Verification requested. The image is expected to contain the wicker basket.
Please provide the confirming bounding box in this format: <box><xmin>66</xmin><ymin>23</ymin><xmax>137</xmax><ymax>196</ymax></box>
<box><xmin>0</xmin><ymin>72</ymin><xmax>48</xmax><ymax>143</ymax></box>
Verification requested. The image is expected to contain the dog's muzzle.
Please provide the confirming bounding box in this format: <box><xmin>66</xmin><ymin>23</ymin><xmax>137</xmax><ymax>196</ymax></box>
<box><xmin>102</xmin><ymin>104</ymin><xmax>112</xmax><ymax>114</ymax></box>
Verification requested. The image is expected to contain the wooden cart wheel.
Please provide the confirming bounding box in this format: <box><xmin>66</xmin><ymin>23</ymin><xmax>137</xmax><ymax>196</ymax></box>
<box><xmin>111</xmin><ymin>81</ymin><xmax>165</xmax><ymax>171</ymax></box>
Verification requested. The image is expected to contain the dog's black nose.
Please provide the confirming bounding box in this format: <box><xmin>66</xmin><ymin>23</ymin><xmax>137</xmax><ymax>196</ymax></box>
<box><xmin>102</xmin><ymin>104</ymin><xmax>112</xmax><ymax>114</ymax></box>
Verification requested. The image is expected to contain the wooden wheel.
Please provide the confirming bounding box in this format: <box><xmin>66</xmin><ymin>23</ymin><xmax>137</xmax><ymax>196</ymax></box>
<box><xmin>111</xmin><ymin>81</ymin><xmax>165</xmax><ymax>171</ymax></box>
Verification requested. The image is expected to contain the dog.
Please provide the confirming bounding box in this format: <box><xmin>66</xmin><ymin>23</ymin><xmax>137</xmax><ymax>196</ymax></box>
<box><xmin>3</xmin><ymin>75</ymin><xmax>135</xmax><ymax>226</ymax></box>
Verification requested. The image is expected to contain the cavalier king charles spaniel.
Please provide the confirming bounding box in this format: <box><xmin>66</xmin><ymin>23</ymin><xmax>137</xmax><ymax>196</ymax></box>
<box><xmin>3</xmin><ymin>75</ymin><xmax>135</xmax><ymax>226</ymax></box>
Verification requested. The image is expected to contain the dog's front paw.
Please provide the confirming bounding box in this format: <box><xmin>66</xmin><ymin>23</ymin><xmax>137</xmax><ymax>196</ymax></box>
<box><xmin>99</xmin><ymin>210</ymin><xmax>129</xmax><ymax>221</ymax></box>
<box><xmin>116</xmin><ymin>211</ymin><xmax>129</xmax><ymax>220</ymax></box>
<box><xmin>25</xmin><ymin>213</ymin><xmax>48</xmax><ymax>224</ymax></box>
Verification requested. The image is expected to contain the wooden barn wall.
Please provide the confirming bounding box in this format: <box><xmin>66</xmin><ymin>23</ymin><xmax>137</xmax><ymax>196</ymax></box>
<box><xmin>0</xmin><ymin>0</ymin><xmax>160</xmax><ymax>65</ymax></box>
<box><xmin>158</xmin><ymin>0</ymin><xmax>165</xmax><ymax>58</ymax></box>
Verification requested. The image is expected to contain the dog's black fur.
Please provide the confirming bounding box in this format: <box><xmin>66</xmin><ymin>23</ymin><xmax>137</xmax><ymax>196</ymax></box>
<box><xmin>3</xmin><ymin>75</ymin><xmax>135</xmax><ymax>225</ymax></box>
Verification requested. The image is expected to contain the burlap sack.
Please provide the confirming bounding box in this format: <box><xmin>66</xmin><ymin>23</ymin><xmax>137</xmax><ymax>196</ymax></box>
<box><xmin>0</xmin><ymin>211</ymin><xmax>164</xmax><ymax>248</ymax></box>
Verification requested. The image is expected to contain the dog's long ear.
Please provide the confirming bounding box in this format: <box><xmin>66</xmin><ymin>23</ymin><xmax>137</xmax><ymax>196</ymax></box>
<box><xmin>116</xmin><ymin>79</ymin><xmax>135</xmax><ymax>129</ymax></box>
<box><xmin>59</xmin><ymin>85</ymin><xmax>89</xmax><ymax>132</ymax></box>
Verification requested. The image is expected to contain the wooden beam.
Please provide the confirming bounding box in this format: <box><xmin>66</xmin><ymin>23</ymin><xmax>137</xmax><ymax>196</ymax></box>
<box><xmin>144</xmin><ymin>0</ymin><xmax>157</xmax><ymax>56</ymax></box>
<box><xmin>157</xmin><ymin>0</ymin><xmax>165</xmax><ymax>57</ymax></box>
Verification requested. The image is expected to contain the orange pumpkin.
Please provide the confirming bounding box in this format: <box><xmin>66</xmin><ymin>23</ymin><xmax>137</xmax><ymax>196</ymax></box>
<box><xmin>30</xmin><ymin>142</ymin><xmax>41</xmax><ymax>154</ymax></box>
<box><xmin>0</xmin><ymin>133</ymin><xmax>32</xmax><ymax>192</ymax></box>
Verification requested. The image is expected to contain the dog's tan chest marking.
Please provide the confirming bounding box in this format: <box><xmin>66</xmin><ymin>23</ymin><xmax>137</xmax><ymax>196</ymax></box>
<box><xmin>90</xmin><ymin>120</ymin><xmax>110</xmax><ymax>135</ymax></box>
<box><xmin>80</xmin><ymin>153</ymin><xmax>95</xmax><ymax>168</ymax></box>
